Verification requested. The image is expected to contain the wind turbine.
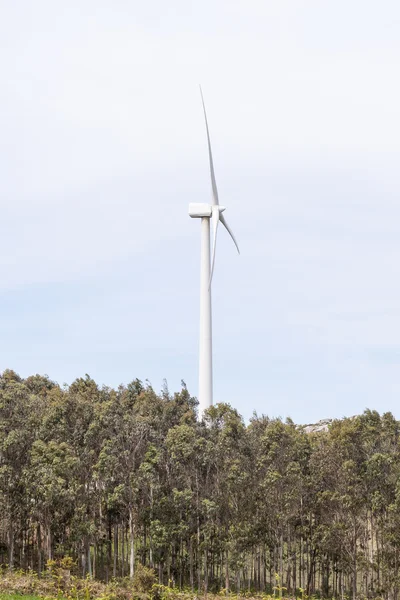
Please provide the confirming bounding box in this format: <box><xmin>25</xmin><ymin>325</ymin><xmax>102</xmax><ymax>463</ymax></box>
<box><xmin>189</xmin><ymin>88</ymin><xmax>240</xmax><ymax>418</ymax></box>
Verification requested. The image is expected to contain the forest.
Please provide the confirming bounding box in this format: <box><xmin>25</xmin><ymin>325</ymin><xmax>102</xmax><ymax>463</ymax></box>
<box><xmin>1</xmin><ymin>368</ymin><xmax>400</xmax><ymax>599</ymax></box>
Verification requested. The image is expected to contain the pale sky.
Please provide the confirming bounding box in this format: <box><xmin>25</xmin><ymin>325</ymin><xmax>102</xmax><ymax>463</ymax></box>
<box><xmin>1</xmin><ymin>1</ymin><xmax>400</xmax><ymax>423</ymax></box>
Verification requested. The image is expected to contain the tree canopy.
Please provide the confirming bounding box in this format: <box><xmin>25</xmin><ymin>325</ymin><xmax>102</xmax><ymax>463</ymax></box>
<box><xmin>1</xmin><ymin>369</ymin><xmax>399</xmax><ymax>598</ymax></box>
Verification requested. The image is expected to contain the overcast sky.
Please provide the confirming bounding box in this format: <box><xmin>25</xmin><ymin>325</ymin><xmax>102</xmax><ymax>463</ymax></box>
<box><xmin>1</xmin><ymin>1</ymin><xmax>400</xmax><ymax>423</ymax></box>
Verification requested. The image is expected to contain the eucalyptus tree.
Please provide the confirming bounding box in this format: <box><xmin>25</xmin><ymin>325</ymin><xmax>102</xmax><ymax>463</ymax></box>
<box><xmin>0</xmin><ymin>370</ymin><xmax>42</xmax><ymax>569</ymax></box>
<box><xmin>3</xmin><ymin>368</ymin><xmax>400</xmax><ymax>599</ymax></box>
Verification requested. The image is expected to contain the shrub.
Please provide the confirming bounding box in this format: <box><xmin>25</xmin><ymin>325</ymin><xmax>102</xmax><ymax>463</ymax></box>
<box><xmin>132</xmin><ymin>564</ymin><xmax>157</xmax><ymax>594</ymax></box>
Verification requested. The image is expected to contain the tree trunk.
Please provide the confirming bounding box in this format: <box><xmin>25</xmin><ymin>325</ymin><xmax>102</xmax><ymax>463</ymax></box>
<box><xmin>93</xmin><ymin>542</ymin><xmax>96</xmax><ymax>579</ymax></box>
<box><xmin>113</xmin><ymin>525</ymin><xmax>118</xmax><ymax>578</ymax></box>
<box><xmin>225</xmin><ymin>549</ymin><xmax>230</xmax><ymax>592</ymax></box>
<box><xmin>47</xmin><ymin>524</ymin><xmax>52</xmax><ymax>561</ymax></box>
<box><xmin>37</xmin><ymin>525</ymin><xmax>42</xmax><ymax>577</ymax></box>
<box><xmin>122</xmin><ymin>522</ymin><xmax>125</xmax><ymax>577</ymax></box>
<box><xmin>8</xmin><ymin>520</ymin><xmax>14</xmax><ymax>570</ymax></box>
<box><xmin>189</xmin><ymin>538</ymin><xmax>194</xmax><ymax>591</ymax></box>
<box><xmin>353</xmin><ymin>522</ymin><xmax>357</xmax><ymax>600</ymax></box>
<box><xmin>129</xmin><ymin>506</ymin><xmax>135</xmax><ymax>578</ymax></box>
<box><xmin>204</xmin><ymin>547</ymin><xmax>208</xmax><ymax>593</ymax></box>
<box><xmin>307</xmin><ymin>548</ymin><xmax>317</xmax><ymax>596</ymax></box>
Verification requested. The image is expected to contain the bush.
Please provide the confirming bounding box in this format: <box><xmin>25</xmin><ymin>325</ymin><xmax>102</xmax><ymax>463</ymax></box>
<box><xmin>132</xmin><ymin>564</ymin><xmax>157</xmax><ymax>594</ymax></box>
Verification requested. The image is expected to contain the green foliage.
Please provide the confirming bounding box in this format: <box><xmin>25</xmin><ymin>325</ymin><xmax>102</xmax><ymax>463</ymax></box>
<box><xmin>3</xmin><ymin>369</ymin><xmax>400</xmax><ymax>598</ymax></box>
<box><xmin>132</xmin><ymin>565</ymin><xmax>157</xmax><ymax>594</ymax></box>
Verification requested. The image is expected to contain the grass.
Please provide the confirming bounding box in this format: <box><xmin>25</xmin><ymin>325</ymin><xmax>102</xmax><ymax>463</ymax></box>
<box><xmin>0</xmin><ymin>596</ymin><xmax>45</xmax><ymax>600</ymax></box>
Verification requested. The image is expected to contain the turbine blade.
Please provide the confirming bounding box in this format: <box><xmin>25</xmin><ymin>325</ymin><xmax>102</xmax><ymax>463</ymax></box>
<box><xmin>200</xmin><ymin>86</ymin><xmax>219</xmax><ymax>205</ymax></box>
<box><xmin>209</xmin><ymin>206</ymin><xmax>220</xmax><ymax>289</ymax></box>
<box><xmin>220</xmin><ymin>213</ymin><xmax>240</xmax><ymax>254</ymax></box>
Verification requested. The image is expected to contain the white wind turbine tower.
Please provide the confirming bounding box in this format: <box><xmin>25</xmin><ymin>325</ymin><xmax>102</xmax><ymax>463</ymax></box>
<box><xmin>189</xmin><ymin>88</ymin><xmax>240</xmax><ymax>418</ymax></box>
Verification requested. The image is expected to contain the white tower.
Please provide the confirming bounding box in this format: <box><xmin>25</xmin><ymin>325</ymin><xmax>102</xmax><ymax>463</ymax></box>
<box><xmin>189</xmin><ymin>89</ymin><xmax>239</xmax><ymax>418</ymax></box>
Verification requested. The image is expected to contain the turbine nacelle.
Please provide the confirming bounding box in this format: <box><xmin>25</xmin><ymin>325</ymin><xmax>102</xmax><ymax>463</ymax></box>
<box><xmin>189</xmin><ymin>203</ymin><xmax>234</xmax><ymax>288</ymax></box>
<box><xmin>188</xmin><ymin>203</ymin><xmax>226</xmax><ymax>218</ymax></box>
